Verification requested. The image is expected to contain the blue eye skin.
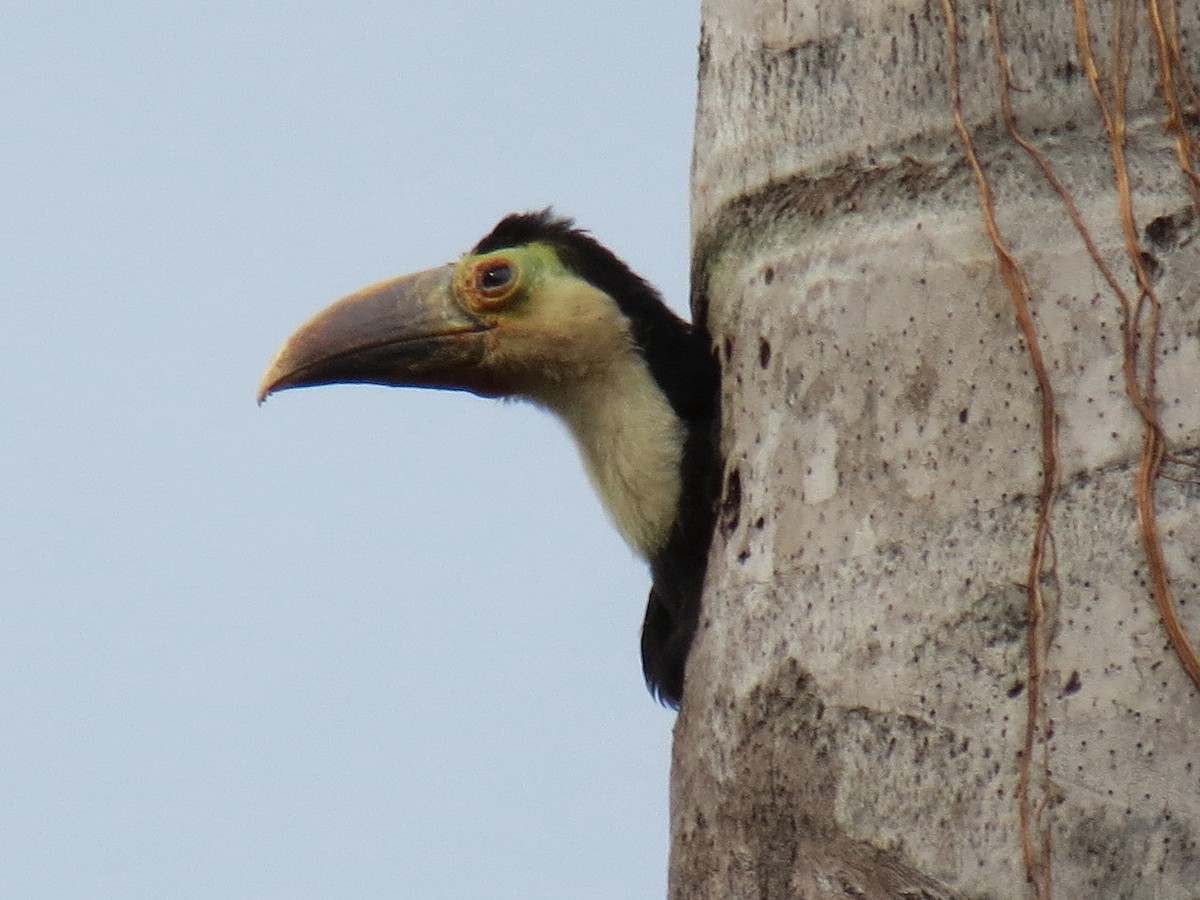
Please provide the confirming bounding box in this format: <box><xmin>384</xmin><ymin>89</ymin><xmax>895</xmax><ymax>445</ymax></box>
<box><xmin>478</xmin><ymin>259</ymin><xmax>515</xmax><ymax>295</ymax></box>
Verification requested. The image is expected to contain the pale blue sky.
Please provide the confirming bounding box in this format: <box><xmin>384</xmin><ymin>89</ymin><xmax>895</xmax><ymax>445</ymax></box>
<box><xmin>1</xmin><ymin>3</ymin><xmax>699</xmax><ymax>897</ymax></box>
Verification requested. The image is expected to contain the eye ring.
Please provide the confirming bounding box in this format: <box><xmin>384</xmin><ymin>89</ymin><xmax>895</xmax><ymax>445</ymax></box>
<box><xmin>475</xmin><ymin>258</ymin><xmax>517</xmax><ymax>299</ymax></box>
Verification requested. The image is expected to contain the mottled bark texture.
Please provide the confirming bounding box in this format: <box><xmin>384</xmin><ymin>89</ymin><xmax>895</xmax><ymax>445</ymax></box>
<box><xmin>676</xmin><ymin>1</ymin><xmax>1200</xmax><ymax>898</ymax></box>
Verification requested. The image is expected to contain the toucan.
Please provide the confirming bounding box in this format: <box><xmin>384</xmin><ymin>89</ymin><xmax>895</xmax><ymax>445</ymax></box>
<box><xmin>258</xmin><ymin>211</ymin><xmax>718</xmax><ymax>707</ymax></box>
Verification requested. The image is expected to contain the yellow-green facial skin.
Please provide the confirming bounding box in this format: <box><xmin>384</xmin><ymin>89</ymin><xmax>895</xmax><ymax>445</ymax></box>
<box><xmin>447</xmin><ymin>242</ymin><xmax>579</xmax><ymax>351</ymax></box>
<box><xmin>451</xmin><ymin>244</ymin><xmax>642</xmax><ymax>394</ymax></box>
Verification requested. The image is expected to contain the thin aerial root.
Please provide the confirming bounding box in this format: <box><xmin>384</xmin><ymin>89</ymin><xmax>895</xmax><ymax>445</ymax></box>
<box><xmin>1074</xmin><ymin>0</ymin><xmax>1200</xmax><ymax>695</ymax></box>
<box><xmin>940</xmin><ymin>1</ymin><xmax>1199</xmax><ymax>895</ymax></box>
<box><xmin>944</xmin><ymin>2</ymin><xmax>1059</xmax><ymax>896</ymax></box>
<box><xmin>1146</xmin><ymin>0</ymin><xmax>1200</xmax><ymax>213</ymax></box>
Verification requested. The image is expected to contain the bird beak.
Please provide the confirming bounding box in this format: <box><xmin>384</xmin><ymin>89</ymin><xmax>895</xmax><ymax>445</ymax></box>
<box><xmin>257</xmin><ymin>264</ymin><xmax>492</xmax><ymax>404</ymax></box>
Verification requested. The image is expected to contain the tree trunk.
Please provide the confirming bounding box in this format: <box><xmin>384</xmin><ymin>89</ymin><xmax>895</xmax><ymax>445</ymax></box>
<box><xmin>675</xmin><ymin>1</ymin><xmax>1200</xmax><ymax>897</ymax></box>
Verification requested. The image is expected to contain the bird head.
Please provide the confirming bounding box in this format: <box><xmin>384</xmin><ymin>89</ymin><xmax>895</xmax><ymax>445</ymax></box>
<box><xmin>257</xmin><ymin>212</ymin><xmax>661</xmax><ymax>407</ymax></box>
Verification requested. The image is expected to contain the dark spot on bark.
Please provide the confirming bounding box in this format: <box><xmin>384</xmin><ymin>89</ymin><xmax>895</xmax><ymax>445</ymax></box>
<box><xmin>1140</xmin><ymin>251</ymin><xmax>1162</xmax><ymax>283</ymax></box>
<box><xmin>1144</xmin><ymin>205</ymin><xmax>1196</xmax><ymax>249</ymax></box>
<box><xmin>959</xmin><ymin>407</ymin><xmax>969</xmax><ymax>424</ymax></box>
<box><xmin>1055</xmin><ymin>59</ymin><xmax>1080</xmax><ymax>80</ymax></box>
<box><xmin>759</xmin><ymin>338</ymin><xmax>772</xmax><ymax>369</ymax></box>
<box><xmin>720</xmin><ymin>467</ymin><xmax>742</xmax><ymax>536</ymax></box>
<box><xmin>899</xmin><ymin>358</ymin><xmax>938</xmax><ymax>414</ymax></box>
<box><xmin>1007</xmin><ymin>680</ymin><xmax>1026</xmax><ymax>698</ymax></box>
<box><xmin>1061</xmin><ymin>670</ymin><xmax>1082</xmax><ymax>696</ymax></box>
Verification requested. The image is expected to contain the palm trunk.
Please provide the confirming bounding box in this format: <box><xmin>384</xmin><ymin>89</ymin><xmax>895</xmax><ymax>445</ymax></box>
<box><xmin>676</xmin><ymin>1</ymin><xmax>1200</xmax><ymax>897</ymax></box>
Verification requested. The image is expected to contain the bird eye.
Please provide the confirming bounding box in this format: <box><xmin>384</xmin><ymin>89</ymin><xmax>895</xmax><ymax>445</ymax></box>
<box><xmin>476</xmin><ymin>259</ymin><xmax>516</xmax><ymax>298</ymax></box>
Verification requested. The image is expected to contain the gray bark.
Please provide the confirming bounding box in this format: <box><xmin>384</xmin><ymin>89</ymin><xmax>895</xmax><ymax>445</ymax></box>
<box><xmin>676</xmin><ymin>1</ymin><xmax>1200</xmax><ymax>897</ymax></box>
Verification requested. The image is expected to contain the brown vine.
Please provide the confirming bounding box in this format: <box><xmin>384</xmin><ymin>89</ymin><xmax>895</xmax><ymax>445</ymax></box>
<box><xmin>939</xmin><ymin>4</ymin><xmax>1058</xmax><ymax>897</ymax></box>
<box><xmin>943</xmin><ymin>0</ymin><xmax>1200</xmax><ymax>895</ymax></box>
<box><xmin>1071</xmin><ymin>0</ymin><xmax>1200</xmax><ymax>692</ymax></box>
<box><xmin>1146</xmin><ymin>0</ymin><xmax>1200</xmax><ymax>212</ymax></box>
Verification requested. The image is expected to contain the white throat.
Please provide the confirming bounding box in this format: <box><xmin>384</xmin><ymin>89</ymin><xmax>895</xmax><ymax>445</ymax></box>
<box><xmin>536</xmin><ymin>352</ymin><xmax>684</xmax><ymax>560</ymax></box>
